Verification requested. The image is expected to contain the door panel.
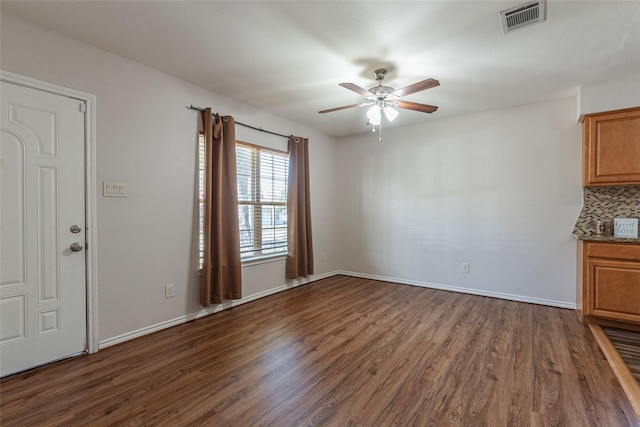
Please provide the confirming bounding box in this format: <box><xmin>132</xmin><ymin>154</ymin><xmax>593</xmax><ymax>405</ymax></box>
<box><xmin>0</xmin><ymin>132</ymin><xmax>25</xmax><ymax>288</ymax></box>
<box><xmin>1</xmin><ymin>81</ymin><xmax>87</xmax><ymax>377</ymax></box>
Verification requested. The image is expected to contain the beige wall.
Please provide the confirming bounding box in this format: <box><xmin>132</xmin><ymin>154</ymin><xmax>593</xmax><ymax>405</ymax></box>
<box><xmin>336</xmin><ymin>97</ymin><xmax>583</xmax><ymax>306</ymax></box>
<box><xmin>1</xmin><ymin>12</ymin><xmax>341</xmax><ymax>344</ymax></box>
<box><xmin>578</xmin><ymin>73</ymin><xmax>640</xmax><ymax>119</ymax></box>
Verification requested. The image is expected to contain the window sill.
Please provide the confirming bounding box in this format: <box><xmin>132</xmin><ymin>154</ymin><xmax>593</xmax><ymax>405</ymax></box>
<box><xmin>197</xmin><ymin>254</ymin><xmax>286</xmax><ymax>276</ymax></box>
<box><xmin>241</xmin><ymin>254</ymin><xmax>287</xmax><ymax>267</ymax></box>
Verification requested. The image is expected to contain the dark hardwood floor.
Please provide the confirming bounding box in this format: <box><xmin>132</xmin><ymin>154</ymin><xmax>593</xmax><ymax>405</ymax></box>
<box><xmin>1</xmin><ymin>276</ymin><xmax>638</xmax><ymax>426</ymax></box>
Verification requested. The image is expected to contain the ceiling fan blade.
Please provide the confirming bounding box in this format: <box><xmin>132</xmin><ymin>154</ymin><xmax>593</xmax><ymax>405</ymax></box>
<box><xmin>319</xmin><ymin>103</ymin><xmax>369</xmax><ymax>114</ymax></box>
<box><xmin>339</xmin><ymin>83</ymin><xmax>373</xmax><ymax>97</ymax></box>
<box><xmin>397</xmin><ymin>101</ymin><xmax>438</xmax><ymax>113</ymax></box>
<box><xmin>393</xmin><ymin>78</ymin><xmax>440</xmax><ymax>97</ymax></box>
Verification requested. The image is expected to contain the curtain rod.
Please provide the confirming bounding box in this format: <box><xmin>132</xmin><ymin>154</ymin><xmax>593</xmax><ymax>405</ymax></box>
<box><xmin>186</xmin><ymin>105</ymin><xmax>292</xmax><ymax>140</ymax></box>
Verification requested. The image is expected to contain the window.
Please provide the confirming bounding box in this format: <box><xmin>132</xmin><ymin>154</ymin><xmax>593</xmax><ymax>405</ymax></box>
<box><xmin>236</xmin><ymin>142</ymin><xmax>289</xmax><ymax>260</ymax></box>
<box><xmin>198</xmin><ymin>133</ymin><xmax>205</xmax><ymax>268</ymax></box>
<box><xmin>198</xmin><ymin>135</ymin><xmax>288</xmax><ymax>266</ymax></box>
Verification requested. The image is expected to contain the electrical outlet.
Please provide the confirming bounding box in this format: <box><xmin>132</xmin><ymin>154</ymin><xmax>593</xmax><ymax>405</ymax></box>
<box><xmin>165</xmin><ymin>284</ymin><xmax>175</xmax><ymax>298</ymax></box>
<box><xmin>461</xmin><ymin>263</ymin><xmax>470</xmax><ymax>273</ymax></box>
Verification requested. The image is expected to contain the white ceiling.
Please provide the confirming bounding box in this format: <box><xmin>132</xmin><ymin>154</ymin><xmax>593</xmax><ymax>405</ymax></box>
<box><xmin>2</xmin><ymin>1</ymin><xmax>639</xmax><ymax>137</ymax></box>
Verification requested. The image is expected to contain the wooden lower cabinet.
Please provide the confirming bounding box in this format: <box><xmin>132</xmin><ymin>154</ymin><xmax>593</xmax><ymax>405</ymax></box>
<box><xmin>579</xmin><ymin>241</ymin><xmax>640</xmax><ymax>329</ymax></box>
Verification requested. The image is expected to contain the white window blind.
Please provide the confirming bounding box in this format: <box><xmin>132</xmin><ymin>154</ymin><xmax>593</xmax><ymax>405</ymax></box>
<box><xmin>199</xmin><ymin>137</ymin><xmax>289</xmax><ymax>266</ymax></box>
<box><xmin>236</xmin><ymin>142</ymin><xmax>289</xmax><ymax>259</ymax></box>
<box><xmin>198</xmin><ymin>134</ymin><xmax>205</xmax><ymax>268</ymax></box>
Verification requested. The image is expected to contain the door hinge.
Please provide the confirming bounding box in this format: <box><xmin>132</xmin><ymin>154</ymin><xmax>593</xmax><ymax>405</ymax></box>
<box><xmin>79</xmin><ymin>102</ymin><xmax>86</xmax><ymax>113</ymax></box>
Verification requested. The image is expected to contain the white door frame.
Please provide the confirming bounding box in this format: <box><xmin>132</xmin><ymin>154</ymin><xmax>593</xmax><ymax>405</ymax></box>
<box><xmin>1</xmin><ymin>70</ymin><xmax>99</xmax><ymax>354</ymax></box>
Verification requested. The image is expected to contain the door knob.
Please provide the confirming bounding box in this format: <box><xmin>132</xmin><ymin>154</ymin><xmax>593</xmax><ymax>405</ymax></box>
<box><xmin>70</xmin><ymin>242</ymin><xmax>84</xmax><ymax>252</ymax></box>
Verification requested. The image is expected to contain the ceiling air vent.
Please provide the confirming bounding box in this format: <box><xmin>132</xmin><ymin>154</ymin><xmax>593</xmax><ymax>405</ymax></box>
<box><xmin>500</xmin><ymin>0</ymin><xmax>546</xmax><ymax>33</ymax></box>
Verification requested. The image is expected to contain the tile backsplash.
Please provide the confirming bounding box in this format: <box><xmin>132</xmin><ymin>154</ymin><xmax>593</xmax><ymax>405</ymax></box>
<box><xmin>573</xmin><ymin>186</ymin><xmax>640</xmax><ymax>236</ymax></box>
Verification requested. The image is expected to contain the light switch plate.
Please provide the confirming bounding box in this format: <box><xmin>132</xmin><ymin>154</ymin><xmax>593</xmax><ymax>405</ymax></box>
<box><xmin>614</xmin><ymin>218</ymin><xmax>638</xmax><ymax>238</ymax></box>
<box><xmin>103</xmin><ymin>181</ymin><xmax>128</xmax><ymax>198</ymax></box>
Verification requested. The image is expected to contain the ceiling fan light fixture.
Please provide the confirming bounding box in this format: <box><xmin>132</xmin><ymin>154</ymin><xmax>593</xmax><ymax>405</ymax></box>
<box><xmin>384</xmin><ymin>106</ymin><xmax>399</xmax><ymax>122</ymax></box>
<box><xmin>367</xmin><ymin>105</ymin><xmax>381</xmax><ymax>125</ymax></box>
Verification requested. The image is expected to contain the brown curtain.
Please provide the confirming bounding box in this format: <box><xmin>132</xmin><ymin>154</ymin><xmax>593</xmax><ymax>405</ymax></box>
<box><xmin>201</xmin><ymin>108</ymin><xmax>242</xmax><ymax>306</ymax></box>
<box><xmin>286</xmin><ymin>136</ymin><xmax>314</xmax><ymax>279</ymax></box>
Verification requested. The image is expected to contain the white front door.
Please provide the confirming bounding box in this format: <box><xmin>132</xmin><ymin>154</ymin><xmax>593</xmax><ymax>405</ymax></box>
<box><xmin>1</xmin><ymin>80</ymin><xmax>87</xmax><ymax>377</ymax></box>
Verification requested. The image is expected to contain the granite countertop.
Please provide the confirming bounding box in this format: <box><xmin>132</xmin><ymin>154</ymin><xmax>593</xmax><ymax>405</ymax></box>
<box><xmin>572</xmin><ymin>232</ymin><xmax>640</xmax><ymax>244</ymax></box>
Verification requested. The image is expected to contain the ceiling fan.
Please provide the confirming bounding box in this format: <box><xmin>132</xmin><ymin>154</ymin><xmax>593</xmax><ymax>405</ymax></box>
<box><xmin>319</xmin><ymin>68</ymin><xmax>439</xmax><ymax>126</ymax></box>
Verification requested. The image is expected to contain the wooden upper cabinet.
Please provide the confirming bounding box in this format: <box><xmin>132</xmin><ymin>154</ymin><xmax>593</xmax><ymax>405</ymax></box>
<box><xmin>583</xmin><ymin>107</ymin><xmax>640</xmax><ymax>186</ymax></box>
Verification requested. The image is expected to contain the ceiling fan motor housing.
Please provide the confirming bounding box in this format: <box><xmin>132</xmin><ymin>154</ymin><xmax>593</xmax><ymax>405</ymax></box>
<box><xmin>370</xmin><ymin>69</ymin><xmax>397</xmax><ymax>100</ymax></box>
<box><xmin>369</xmin><ymin>85</ymin><xmax>396</xmax><ymax>99</ymax></box>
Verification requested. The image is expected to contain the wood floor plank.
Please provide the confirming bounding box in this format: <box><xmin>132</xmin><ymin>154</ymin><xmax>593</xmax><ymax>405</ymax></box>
<box><xmin>1</xmin><ymin>276</ymin><xmax>638</xmax><ymax>426</ymax></box>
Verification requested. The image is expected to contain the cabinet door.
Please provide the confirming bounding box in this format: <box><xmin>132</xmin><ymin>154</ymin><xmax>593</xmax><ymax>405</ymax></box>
<box><xmin>586</xmin><ymin>258</ymin><xmax>640</xmax><ymax>323</ymax></box>
<box><xmin>583</xmin><ymin>107</ymin><xmax>640</xmax><ymax>186</ymax></box>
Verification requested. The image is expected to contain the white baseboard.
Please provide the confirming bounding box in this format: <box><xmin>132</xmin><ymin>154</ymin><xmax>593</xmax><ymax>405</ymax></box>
<box><xmin>100</xmin><ymin>269</ymin><xmax>576</xmax><ymax>349</ymax></box>
<box><xmin>337</xmin><ymin>270</ymin><xmax>577</xmax><ymax>310</ymax></box>
<box><xmin>98</xmin><ymin>270</ymin><xmax>340</xmax><ymax>349</ymax></box>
